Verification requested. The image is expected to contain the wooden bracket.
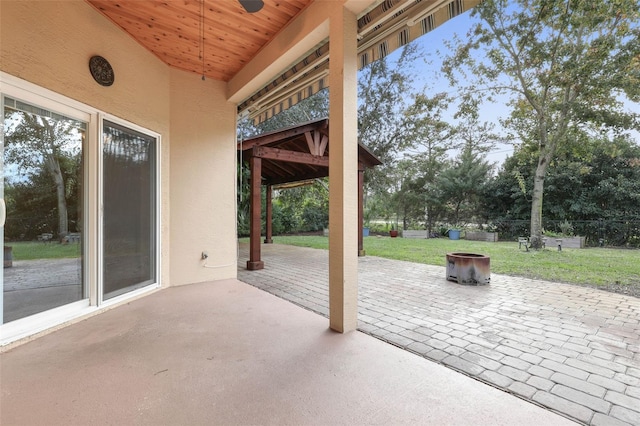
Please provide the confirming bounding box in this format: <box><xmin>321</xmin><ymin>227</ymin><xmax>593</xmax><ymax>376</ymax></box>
<box><xmin>304</xmin><ymin>131</ymin><xmax>328</xmax><ymax>157</ymax></box>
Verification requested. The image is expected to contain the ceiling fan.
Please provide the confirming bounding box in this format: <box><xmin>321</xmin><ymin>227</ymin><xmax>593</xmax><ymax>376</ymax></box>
<box><xmin>238</xmin><ymin>0</ymin><xmax>264</xmax><ymax>13</ymax></box>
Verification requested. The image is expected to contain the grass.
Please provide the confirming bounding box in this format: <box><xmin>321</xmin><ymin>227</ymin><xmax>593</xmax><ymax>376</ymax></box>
<box><xmin>5</xmin><ymin>241</ymin><xmax>81</xmax><ymax>261</ymax></box>
<box><xmin>259</xmin><ymin>235</ymin><xmax>640</xmax><ymax>289</ymax></box>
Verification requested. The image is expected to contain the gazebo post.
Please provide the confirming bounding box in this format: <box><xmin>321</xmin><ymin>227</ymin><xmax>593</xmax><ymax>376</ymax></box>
<box><xmin>247</xmin><ymin>155</ymin><xmax>264</xmax><ymax>270</ymax></box>
<box><xmin>265</xmin><ymin>184</ymin><xmax>273</xmax><ymax>244</ymax></box>
<box><xmin>358</xmin><ymin>169</ymin><xmax>365</xmax><ymax>256</ymax></box>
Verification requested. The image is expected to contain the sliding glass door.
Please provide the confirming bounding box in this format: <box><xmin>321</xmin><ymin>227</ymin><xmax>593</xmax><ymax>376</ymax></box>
<box><xmin>102</xmin><ymin>120</ymin><xmax>157</xmax><ymax>300</ymax></box>
<box><xmin>2</xmin><ymin>96</ymin><xmax>86</xmax><ymax>323</ymax></box>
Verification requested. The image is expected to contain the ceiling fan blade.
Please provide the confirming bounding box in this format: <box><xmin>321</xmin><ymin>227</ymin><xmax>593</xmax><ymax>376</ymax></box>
<box><xmin>238</xmin><ymin>0</ymin><xmax>264</xmax><ymax>13</ymax></box>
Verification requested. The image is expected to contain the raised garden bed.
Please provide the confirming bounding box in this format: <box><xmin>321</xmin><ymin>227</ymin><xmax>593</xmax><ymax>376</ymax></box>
<box><xmin>556</xmin><ymin>236</ymin><xmax>586</xmax><ymax>249</ymax></box>
<box><xmin>403</xmin><ymin>230</ymin><xmax>428</xmax><ymax>239</ymax></box>
<box><xmin>466</xmin><ymin>231</ymin><xmax>498</xmax><ymax>242</ymax></box>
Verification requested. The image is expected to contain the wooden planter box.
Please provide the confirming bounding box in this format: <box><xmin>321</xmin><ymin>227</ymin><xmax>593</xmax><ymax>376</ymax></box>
<box><xmin>465</xmin><ymin>231</ymin><xmax>499</xmax><ymax>242</ymax></box>
<box><xmin>402</xmin><ymin>230</ymin><xmax>428</xmax><ymax>239</ymax></box>
<box><xmin>557</xmin><ymin>236</ymin><xmax>586</xmax><ymax>249</ymax></box>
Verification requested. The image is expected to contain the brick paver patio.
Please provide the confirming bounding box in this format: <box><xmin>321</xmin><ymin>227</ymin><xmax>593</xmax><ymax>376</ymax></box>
<box><xmin>238</xmin><ymin>243</ymin><xmax>640</xmax><ymax>426</ymax></box>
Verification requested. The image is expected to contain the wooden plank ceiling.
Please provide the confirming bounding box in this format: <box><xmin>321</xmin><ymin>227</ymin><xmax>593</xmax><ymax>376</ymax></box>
<box><xmin>86</xmin><ymin>0</ymin><xmax>313</xmax><ymax>82</ymax></box>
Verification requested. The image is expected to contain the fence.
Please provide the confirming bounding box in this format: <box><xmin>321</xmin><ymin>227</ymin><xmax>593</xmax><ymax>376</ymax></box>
<box><xmin>492</xmin><ymin>219</ymin><xmax>640</xmax><ymax>248</ymax></box>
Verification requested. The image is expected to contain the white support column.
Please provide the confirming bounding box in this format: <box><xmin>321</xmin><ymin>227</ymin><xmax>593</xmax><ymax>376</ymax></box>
<box><xmin>328</xmin><ymin>3</ymin><xmax>358</xmax><ymax>333</ymax></box>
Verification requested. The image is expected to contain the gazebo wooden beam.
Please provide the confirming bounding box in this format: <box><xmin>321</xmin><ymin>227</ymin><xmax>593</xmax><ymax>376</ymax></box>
<box><xmin>240</xmin><ymin>120</ymin><xmax>329</xmax><ymax>151</ymax></box>
<box><xmin>253</xmin><ymin>146</ymin><xmax>329</xmax><ymax>167</ymax></box>
<box><xmin>304</xmin><ymin>131</ymin><xmax>328</xmax><ymax>157</ymax></box>
<box><xmin>264</xmin><ymin>171</ymin><xmax>329</xmax><ymax>186</ymax></box>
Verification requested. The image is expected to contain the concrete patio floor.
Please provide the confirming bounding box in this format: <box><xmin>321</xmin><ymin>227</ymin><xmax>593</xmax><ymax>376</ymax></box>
<box><xmin>237</xmin><ymin>243</ymin><xmax>640</xmax><ymax>426</ymax></box>
<box><xmin>0</xmin><ymin>279</ymin><xmax>574</xmax><ymax>425</ymax></box>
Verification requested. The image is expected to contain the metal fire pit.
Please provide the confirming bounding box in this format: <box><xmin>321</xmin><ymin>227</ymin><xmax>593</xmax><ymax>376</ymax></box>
<box><xmin>446</xmin><ymin>252</ymin><xmax>490</xmax><ymax>285</ymax></box>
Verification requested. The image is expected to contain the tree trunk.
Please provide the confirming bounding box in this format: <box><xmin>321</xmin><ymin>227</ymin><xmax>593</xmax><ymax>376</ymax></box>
<box><xmin>425</xmin><ymin>207</ymin><xmax>432</xmax><ymax>235</ymax></box>
<box><xmin>46</xmin><ymin>156</ymin><xmax>68</xmax><ymax>237</ymax></box>
<box><xmin>454</xmin><ymin>201</ymin><xmax>462</xmax><ymax>227</ymax></box>
<box><xmin>529</xmin><ymin>156</ymin><xmax>549</xmax><ymax>249</ymax></box>
<box><xmin>40</xmin><ymin>117</ymin><xmax>69</xmax><ymax>238</ymax></box>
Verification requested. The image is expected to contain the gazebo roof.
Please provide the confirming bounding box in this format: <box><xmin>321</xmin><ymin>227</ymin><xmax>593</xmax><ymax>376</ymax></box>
<box><xmin>238</xmin><ymin>118</ymin><xmax>382</xmax><ymax>186</ymax></box>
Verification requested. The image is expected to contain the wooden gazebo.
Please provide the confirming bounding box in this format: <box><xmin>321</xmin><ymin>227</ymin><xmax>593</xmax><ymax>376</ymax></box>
<box><xmin>239</xmin><ymin>118</ymin><xmax>382</xmax><ymax>270</ymax></box>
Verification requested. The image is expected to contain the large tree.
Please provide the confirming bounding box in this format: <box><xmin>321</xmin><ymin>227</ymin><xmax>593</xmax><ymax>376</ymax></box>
<box><xmin>444</xmin><ymin>0</ymin><xmax>640</xmax><ymax>248</ymax></box>
<box><xmin>4</xmin><ymin>110</ymin><xmax>82</xmax><ymax>238</ymax></box>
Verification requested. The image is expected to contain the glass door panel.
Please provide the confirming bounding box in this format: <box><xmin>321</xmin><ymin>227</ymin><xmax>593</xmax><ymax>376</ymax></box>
<box><xmin>102</xmin><ymin>120</ymin><xmax>156</xmax><ymax>300</ymax></box>
<box><xmin>2</xmin><ymin>96</ymin><xmax>85</xmax><ymax>323</ymax></box>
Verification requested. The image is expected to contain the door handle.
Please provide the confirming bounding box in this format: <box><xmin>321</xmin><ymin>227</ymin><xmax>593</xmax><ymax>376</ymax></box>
<box><xmin>0</xmin><ymin>198</ymin><xmax>5</xmax><ymax>227</ymax></box>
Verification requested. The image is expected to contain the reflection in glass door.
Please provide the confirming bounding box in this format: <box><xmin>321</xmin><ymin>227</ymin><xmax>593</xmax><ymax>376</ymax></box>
<box><xmin>2</xmin><ymin>96</ymin><xmax>85</xmax><ymax>323</ymax></box>
<box><xmin>102</xmin><ymin>120</ymin><xmax>156</xmax><ymax>300</ymax></box>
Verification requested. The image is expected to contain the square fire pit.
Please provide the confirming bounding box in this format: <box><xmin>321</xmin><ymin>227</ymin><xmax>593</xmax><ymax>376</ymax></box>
<box><xmin>446</xmin><ymin>253</ymin><xmax>490</xmax><ymax>285</ymax></box>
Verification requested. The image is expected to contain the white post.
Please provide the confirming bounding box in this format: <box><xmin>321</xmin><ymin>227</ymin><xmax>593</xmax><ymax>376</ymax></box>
<box><xmin>328</xmin><ymin>3</ymin><xmax>358</xmax><ymax>333</ymax></box>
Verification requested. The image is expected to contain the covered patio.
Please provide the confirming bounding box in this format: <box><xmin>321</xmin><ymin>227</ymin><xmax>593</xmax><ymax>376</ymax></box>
<box><xmin>1</xmin><ymin>277</ymin><xmax>573</xmax><ymax>425</ymax></box>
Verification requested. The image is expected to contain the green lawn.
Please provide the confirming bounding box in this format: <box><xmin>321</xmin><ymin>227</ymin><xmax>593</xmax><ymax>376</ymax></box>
<box><xmin>258</xmin><ymin>235</ymin><xmax>640</xmax><ymax>289</ymax></box>
<box><xmin>5</xmin><ymin>241</ymin><xmax>81</xmax><ymax>261</ymax></box>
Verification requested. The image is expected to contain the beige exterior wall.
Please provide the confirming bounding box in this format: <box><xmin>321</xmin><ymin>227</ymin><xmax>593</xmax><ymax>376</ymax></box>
<box><xmin>1</xmin><ymin>1</ymin><xmax>238</xmax><ymax>291</ymax></box>
<box><xmin>169</xmin><ymin>69</ymin><xmax>237</xmax><ymax>285</ymax></box>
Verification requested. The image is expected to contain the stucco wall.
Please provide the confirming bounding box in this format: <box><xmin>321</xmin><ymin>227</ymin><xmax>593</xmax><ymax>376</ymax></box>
<box><xmin>1</xmin><ymin>1</ymin><xmax>238</xmax><ymax>289</ymax></box>
<box><xmin>169</xmin><ymin>69</ymin><xmax>237</xmax><ymax>285</ymax></box>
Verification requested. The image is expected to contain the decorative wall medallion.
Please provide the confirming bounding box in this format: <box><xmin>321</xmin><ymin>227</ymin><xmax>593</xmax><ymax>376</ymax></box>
<box><xmin>89</xmin><ymin>55</ymin><xmax>114</xmax><ymax>86</ymax></box>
